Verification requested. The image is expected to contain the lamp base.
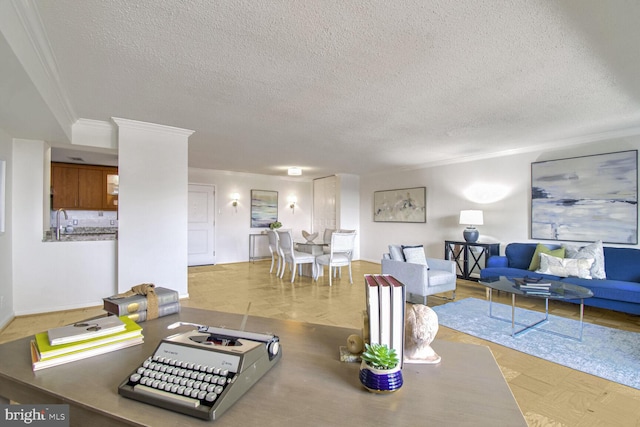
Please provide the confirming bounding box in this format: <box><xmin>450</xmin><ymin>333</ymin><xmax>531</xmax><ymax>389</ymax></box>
<box><xmin>463</xmin><ymin>227</ymin><xmax>479</xmax><ymax>243</ymax></box>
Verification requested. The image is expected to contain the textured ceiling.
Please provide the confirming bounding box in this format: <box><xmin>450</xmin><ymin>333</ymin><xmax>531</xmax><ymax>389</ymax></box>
<box><xmin>3</xmin><ymin>0</ymin><xmax>640</xmax><ymax>178</ymax></box>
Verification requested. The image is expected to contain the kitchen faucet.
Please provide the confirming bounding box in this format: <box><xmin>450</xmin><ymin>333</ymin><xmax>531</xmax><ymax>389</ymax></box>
<box><xmin>56</xmin><ymin>208</ymin><xmax>68</xmax><ymax>240</ymax></box>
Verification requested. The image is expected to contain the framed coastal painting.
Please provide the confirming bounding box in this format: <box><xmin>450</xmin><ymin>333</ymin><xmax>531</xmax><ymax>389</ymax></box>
<box><xmin>251</xmin><ymin>189</ymin><xmax>278</xmax><ymax>228</ymax></box>
<box><xmin>531</xmin><ymin>150</ymin><xmax>638</xmax><ymax>244</ymax></box>
<box><xmin>373</xmin><ymin>187</ymin><xmax>426</xmax><ymax>223</ymax></box>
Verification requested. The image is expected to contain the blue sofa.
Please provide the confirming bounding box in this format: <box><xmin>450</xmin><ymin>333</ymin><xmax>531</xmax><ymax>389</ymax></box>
<box><xmin>480</xmin><ymin>242</ymin><xmax>640</xmax><ymax>315</ymax></box>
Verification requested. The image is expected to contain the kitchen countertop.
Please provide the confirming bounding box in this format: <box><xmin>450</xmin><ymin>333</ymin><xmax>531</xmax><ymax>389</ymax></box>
<box><xmin>43</xmin><ymin>227</ymin><xmax>118</xmax><ymax>242</ymax></box>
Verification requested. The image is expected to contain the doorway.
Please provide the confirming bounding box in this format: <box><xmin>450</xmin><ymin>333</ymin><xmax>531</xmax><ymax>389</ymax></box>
<box><xmin>188</xmin><ymin>184</ymin><xmax>215</xmax><ymax>266</ymax></box>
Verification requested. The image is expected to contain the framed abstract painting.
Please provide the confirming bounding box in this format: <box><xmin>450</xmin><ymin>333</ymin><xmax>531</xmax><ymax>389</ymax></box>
<box><xmin>531</xmin><ymin>150</ymin><xmax>638</xmax><ymax>244</ymax></box>
<box><xmin>373</xmin><ymin>187</ymin><xmax>426</xmax><ymax>223</ymax></box>
<box><xmin>251</xmin><ymin>189</ymin><xmax>278</xmax><ymax>228</ymax></box>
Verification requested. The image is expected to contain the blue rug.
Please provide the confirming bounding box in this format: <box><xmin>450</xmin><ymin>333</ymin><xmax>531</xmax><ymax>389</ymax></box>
<box><xmin>432</xmin><ymin>298</ymin><xmax>640</xmax><ymax>390</ymax></box>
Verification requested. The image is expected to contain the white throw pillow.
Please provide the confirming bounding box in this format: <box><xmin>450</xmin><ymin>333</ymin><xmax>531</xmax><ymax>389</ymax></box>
<box><xmin>388</xmin><ymin>245</ymin><xmax>405</xmax><ymax>261</ymax></box>
<box><xmin>562</xmin><ymin>240</ymin><xmax>606</xmax><ymax>279</ymax></box>
<box><xmin>536</xmin><ymin>253</ymin><xmax>594</xmax><ymax>279</ymax></box>
<box><xmin>402</xmin><ymin>245</ymin><xmax>429</xmax><ymax>268</ymax></box>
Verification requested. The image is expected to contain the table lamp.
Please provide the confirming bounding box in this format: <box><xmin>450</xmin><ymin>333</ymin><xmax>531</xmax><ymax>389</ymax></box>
<box><xmin>459</xmin><ymin>210</ymin><xmax>483</xmax><ymax>243</ymax></box>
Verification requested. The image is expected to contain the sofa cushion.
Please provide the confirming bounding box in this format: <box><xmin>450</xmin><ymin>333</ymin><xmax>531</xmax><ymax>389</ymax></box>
<box><xmin>602</xmin><ymin>247</ymin><xmax>640</xmax><ymax>282</ymax></box>
<box><xmin>402</xmin><ymin>245</ymin><xmax>429</xmax><ymax>268</ymax></box>
<box><xmin>388</xmin><ymin>245</ymin><xmax>405</xmax><ymax>261</ymax></box>
<box><xmin>563</xmin><ymin>240</ymin><xmax>606</xmax><ymax>279</ymax></box>
<box><xmin>536</xmin><ymin>253</ymin><xmax>594</xmax><ymax>279</ymax></box>
<box><xmin>528</xmin><ymin>244</ymin><xmax>565</xmax><ymax>271</ymax></box>
<box><xmin>479</xmin><ymin>266</ymin><xmax>562</xmax><ymax>282</ymax></box>
<box><xmin>562</xmin><ymin>277</ymin><xmax>640</xmax><ymax>304</ymax></box>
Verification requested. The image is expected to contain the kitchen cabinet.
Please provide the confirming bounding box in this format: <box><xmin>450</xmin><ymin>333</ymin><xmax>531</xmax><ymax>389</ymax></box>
<box><xmin>51</xmin><ymin>162</ymin><xmax>118</xmax><ymax>210</ymax></box>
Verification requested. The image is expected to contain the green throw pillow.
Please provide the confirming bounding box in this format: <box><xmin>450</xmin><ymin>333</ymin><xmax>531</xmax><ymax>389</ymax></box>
<box><xmin>528</xmin><ymin>244</ymin><xmax>565</xmax><ymax>271</ymax></box>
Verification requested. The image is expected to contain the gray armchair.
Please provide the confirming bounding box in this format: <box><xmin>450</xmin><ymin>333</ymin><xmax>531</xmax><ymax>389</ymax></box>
<box><xmin>381</xmin><ymin>245</ymin><xmax>456</xmax><ymax>305</ymax></box>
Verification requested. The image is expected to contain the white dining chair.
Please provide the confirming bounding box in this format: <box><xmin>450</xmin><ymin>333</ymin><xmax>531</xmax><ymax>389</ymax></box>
<box><xmin>267</xmin><ymin>229</ymin><xmax>281</xmax><ymax>275</ymax></box>
<box><xmin>277</xmin><ymin>230</ymin><xmax>317</xmax><ymax>283</ymax></box>
<box><xmin>314</xmin><ymin>232</ymin><xmax>356</xmax><ymax>286</ymax></box>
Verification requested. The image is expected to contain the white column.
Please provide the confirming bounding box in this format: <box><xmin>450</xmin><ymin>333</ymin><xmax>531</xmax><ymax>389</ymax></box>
<box><xmin>113</xmin><ymin>118</ymin><xmax>194</xmax><ymax>297</ymax></box>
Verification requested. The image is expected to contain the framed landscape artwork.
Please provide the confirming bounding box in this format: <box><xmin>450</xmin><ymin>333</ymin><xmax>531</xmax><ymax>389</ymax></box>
<box><xmin>373</xmin><ymin>187</ymin><xmax>426</xmax><ymax>223</ymax></box>
<box><xmin>251</xmin><ymin>190</ymin><xmax>278</xmax><ymax>228</ymax></box>
<box><xmin>531</xmin><ymin>150</ymin><xmax>638</xmax><ymax>244</ymax></box>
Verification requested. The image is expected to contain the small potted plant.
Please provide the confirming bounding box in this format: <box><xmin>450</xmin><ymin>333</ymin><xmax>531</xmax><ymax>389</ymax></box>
<box><xmin>358</xmin><ymin>343</ymin><xmax>403</xmax><ymax>393</ymax></box>
<box><xmin>269</xmin><ymin>221</ymin><xmax>282</xmax><ymax>230</ymax></box>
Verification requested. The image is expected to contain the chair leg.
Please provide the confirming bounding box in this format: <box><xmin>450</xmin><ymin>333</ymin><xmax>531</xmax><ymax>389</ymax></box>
<box><xmin>348</xmin><ymin>263</ymin><xmax>353</xmax><ymax>284</ymax></box>
<box><xmin>270</xmin><ymin>256</ymin><xmax>275</xmax><ymax>273</ymax></box>
<box><xmin>328</xmin><ymin>265</ymin><xmax>332</xmax><ymax>287</ymax></box>
<box><xmin>291</xmin><ymin>263</ymin><xmax>297</xmax><ymax>283</ymax></box>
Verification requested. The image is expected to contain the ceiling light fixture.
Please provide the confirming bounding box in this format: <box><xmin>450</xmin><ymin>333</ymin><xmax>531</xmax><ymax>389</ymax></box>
<box><xmin>288</xmin><ymin>167</ymin><xmax>302</xmax><ymax>176</ymax></box>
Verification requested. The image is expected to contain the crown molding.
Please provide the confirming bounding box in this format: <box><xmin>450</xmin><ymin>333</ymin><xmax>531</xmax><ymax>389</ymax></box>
<box><xmin>111</xmin><ymin>117</ymin><xmax>195</xmax><ymax>138</ymax></box>
<box><xmin>1</xmin><ymin>0</ymin><xmax>77</xmax><ymax>139</ymax></box>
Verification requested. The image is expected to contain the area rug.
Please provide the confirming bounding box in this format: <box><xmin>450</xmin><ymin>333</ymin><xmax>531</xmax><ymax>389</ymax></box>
<box><xmin>431</xmin><ymin>298</ymin><xmax>640</xmax><ymax>390</ymax></box>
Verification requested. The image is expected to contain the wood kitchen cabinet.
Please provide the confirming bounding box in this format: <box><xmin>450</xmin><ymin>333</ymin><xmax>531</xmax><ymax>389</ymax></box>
<box><xmin>51</xmin><ymin>162</ymin><xmax>118</xmax><ymax>210</ymax></box>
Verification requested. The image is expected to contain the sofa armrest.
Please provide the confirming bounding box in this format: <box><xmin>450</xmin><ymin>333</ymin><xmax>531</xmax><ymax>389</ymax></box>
<box><xmin>426</xmin><ymin>258</ymin><xmax>456</xmax><ymax>274</ymax></box>
<box><xmin>486</xmin><ymin>255</ymin><xmax>508</xmax><ymax>268</ymax></box>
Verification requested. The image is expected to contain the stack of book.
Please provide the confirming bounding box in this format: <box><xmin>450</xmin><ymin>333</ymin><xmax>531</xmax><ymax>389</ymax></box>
<box><xmin>514</xmin><ymin>278</ymin><xmax>552</xmax><ymax>295</ymax></box>
<box><xmin>30</xmin><ymin>315</ymin><xmax>143</xmax><ymax>371</ymax></box>
<box><xmin>364</xmin><ymin>274</ymin><xmax>406</xmax><ymax>367</ymax></box>
<box><xmin>103</xmin><ymin>287</ymin><xmax>180</xmax><ymax>321</ymax></box>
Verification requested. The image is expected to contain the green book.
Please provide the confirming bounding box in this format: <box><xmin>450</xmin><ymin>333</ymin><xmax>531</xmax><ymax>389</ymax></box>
<box><xmin>34</xmin><ymin>316</ymin><xmax>143</xmax><ymax>360</ymax></box>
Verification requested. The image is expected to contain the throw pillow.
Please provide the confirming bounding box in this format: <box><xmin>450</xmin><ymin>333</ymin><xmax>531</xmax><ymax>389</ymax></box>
<box><xmin>562</xmin><ymin>240</ymin><xmax>606</xmax><ymax>279</ymax></box>
<box><xmin>536</xmin><ymin>253</ymin><xmax>594</xmax><ymax>278</ymax></box>
<box><xmin>528</xmin><ymin>243</ymin><xmax>566</xmax><ymax>271</ymax></box>
<box><xmin>388</xmin><ymin>245</ymin><xmax>405</xmax><ymax>261</ymax></box>
<box><xmin>402</xmin><ymin>245</ymin><xmax>429</xmax><ymax>268</ymax></box>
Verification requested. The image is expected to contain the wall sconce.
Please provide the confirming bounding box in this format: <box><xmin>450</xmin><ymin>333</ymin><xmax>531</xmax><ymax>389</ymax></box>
<box><xmin>231</xmin><ymin>193</ymin><xmax>239</xmax><ymax>212</ymax></box>
<box><xmin>288</xmin><ymin>195</ymin><xmax>297</xmax><ymax>213</ymax></box>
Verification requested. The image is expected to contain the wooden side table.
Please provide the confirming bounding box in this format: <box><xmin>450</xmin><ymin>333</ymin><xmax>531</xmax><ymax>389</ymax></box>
<box><xmin>444</xmin><ymin>240</ymin><xmax>500</xmax><ymax>281</ymax></box>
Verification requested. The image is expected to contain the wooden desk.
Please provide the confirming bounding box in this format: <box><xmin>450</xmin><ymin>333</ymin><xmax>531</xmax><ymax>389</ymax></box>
<box><xmin>0</xmin><ymin>308</ymin><xmax>525</xmax><ymax>426</ymax></box>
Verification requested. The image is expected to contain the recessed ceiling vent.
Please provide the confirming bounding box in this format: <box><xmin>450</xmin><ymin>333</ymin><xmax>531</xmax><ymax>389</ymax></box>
<box><xmin>68</xmin><ymin>156</ymin><xmax>85</xmax><ymax>162</ymax></box>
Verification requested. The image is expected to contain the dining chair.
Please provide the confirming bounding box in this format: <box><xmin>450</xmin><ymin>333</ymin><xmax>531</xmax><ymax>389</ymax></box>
<box><xmin>277</xmin><ymin>230</ymin><xmax>317</xmax><ymax>283</ymax></box>
<box><xmin>322</xmin><ymin>228</ymin><xmax>336</xmax><ymax>254</ymax></box>
<box><xmin>314</xmin><ymin>232</ymin><xmax>356</xmax><ymax>286</ymax></box>
<box><xmin>267</xmin><ymin>229</ymin><xmax>281</xmax><ymax>275</ymax></box>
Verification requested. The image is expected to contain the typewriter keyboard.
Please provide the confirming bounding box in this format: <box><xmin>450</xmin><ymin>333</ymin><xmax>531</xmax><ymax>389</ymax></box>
<box><xmin>125</xmin><ymin>355</ymin><xmax>237</xmax><ymax>408</ymax></box>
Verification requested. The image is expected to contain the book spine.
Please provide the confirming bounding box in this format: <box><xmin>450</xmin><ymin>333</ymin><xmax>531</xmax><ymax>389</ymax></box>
<box><xmin>103</xmin><ymin>289</ymin><xmax>179</xmax><ymax>315</ymax></box>
<box><xmin>384</xmin><ymin>275</ymin><xmax>406</xmax><ymax>368</ymax></box>
<box><xmin>364</xmin><ymin>275</ymin><xmax>380</xmax><ymax>345</ymax></box>
<box><xmin>123</xmin><ymin>302</ymin><xmax>181</xmax><ymax>322</ymax></box>
<box><xmin>373</xmin><ymin>275</ymin><xmax>392</xmax><ymax>348</ymax></box>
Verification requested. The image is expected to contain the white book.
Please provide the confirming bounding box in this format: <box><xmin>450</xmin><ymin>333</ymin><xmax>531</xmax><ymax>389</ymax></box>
<box><xmin>375</xmin><ymin>275</ymin><xmax>392</xmax><ymax>348</ymax></box>
<box><xmin>47</xmin><ymin>316</ymin><xmax>126</xmax><ymax>346</ymax></box>
<box><xmin>364</xmin><ymin>275</ymin><xmax>380</xmax><ymax>344</ymax></box>
<box><xmin>385</xmin><ymin>275</ymin><xmax>406</xmax><ymax>368</ymax></box>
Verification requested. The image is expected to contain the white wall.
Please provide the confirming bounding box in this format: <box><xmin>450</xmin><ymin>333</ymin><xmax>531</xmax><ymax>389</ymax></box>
<box><xmin>188</xmin><ymin>168</ymin><xmax>313</xmax><ymax>264</ymax></box>
<box><xmin>12</xmin><ymin>139</ymin><xmax>117</xmax><ymax>315</ymax></box>
<box><xmin>116</xmin><ymin>119</ymin><xmax>192</xmax><ymax>296</ymax></box>
<box><xmin>359</xmin><ymin>138</ymin><xmax>640</xmax><ymax>262</ymax></box>
<box><xmin>0</xmin><ymin>128</ymin><xmax>13</xmax><ymax>328</ymax></box>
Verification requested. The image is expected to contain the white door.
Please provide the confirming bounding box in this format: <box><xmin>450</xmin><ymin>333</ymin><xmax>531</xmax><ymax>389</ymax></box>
<box><xmin>188</xmin><ymin>184</ymin><xmax>215</xmax><ymax>266</ymax></box>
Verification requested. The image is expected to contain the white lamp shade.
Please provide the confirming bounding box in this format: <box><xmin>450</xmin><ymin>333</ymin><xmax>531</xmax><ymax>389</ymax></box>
<box><xmin>459</xmin><ymin>210</ymin><xmax>483</xmax><ymax>226</ymax></box>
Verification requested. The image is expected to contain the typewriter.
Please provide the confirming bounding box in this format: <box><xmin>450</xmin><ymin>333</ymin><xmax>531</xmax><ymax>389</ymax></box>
<box><xmin>118</xmin><ymin>322</ymin><xmax>281</xmax><ymax>420</ymax></box>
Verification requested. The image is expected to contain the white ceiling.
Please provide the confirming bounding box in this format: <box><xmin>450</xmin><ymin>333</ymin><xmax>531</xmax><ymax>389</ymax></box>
<box><xmin>2</xmin><ymin>0</ymin><xmax>640</xmax><ymax>178</ymax></box>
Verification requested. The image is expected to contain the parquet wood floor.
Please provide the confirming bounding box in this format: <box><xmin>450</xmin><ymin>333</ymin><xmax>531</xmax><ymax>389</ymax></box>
<box><xmin>2</xmin><ymin>260</ymin><xmax>640</xmax><ymax>426</ymax></box>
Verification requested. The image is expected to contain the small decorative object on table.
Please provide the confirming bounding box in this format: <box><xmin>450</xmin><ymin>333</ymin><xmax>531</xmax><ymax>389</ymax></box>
<box><xmin>301</xmin><ymin>230</ymin><xmax>318</xmax><ymax>243</ymax></box>
<box><xmin>269</xmin><ymin>221</ymin><xmax>282</xmax><ymax>230</ymax></box>
<box><xmin>404</xmin><ymin>304</ymin><xmax>441</xmax><ymax>364</ymax></box>
<box><xmin>359</xmin><ymin>343</ymin><xmax>403</xmax><ymax>393</ymax></box>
